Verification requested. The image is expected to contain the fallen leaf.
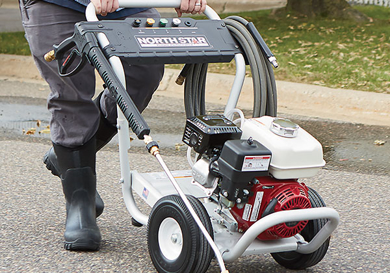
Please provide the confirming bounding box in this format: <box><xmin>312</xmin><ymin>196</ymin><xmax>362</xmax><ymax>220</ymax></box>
<box><xmin>39</xmin><ymin>129</ymin><xmax>51</xmax><ymax>134</ymax></box>
<box><xmin>26</xmin><ymin>128</ymin><xmax>36</xmax><ymax>135</ymax></box>
<box><xmin>301</xmin><ymin>42</ymin><xmax>313</xmax><ymax>47</ymax></box>
<box><xmin>175</xmin><ymin>143</ymin><xmax>185</xmax><ymax>151</ymax></box>
<box><xmin>374</xmin><ymin>140</ymin><xmax>386</xmax><ymax>146</ymax></box>
<box><xmin>337</xmin><ymin>43</ymin><xmax>347</xmax><ymax>49</ymax></box>
<box><xmin>313</xmin><ymin>81</ymin><xmax>325</xmax><ymax>85</ymax></box>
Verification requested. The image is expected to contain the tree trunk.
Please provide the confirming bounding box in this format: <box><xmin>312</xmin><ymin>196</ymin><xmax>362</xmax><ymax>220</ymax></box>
<box><xmin>285</xmin><ymin>0</ymin><xmax>368</xmax><ymax>21</ymax></box>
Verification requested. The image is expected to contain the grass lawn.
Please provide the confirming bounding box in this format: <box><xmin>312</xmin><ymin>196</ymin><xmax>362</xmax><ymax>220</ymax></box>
<box><xmin>1</xmin><ymin>5</ymin><xmax>389</xmax><ymax>93</ymax></box>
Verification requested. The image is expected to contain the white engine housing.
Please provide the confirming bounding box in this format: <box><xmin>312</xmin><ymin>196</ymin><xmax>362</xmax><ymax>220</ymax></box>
<box><xmin>240</xmin><ymin>116</ymin><xmax>325</xmax><ymax>179</ymax></box>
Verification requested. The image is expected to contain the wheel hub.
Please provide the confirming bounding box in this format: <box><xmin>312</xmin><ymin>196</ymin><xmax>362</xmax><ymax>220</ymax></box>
<box><xmin>158</xmin><ymin>217</ymin><xmax>183</xmax><ymax>260</ymax></box>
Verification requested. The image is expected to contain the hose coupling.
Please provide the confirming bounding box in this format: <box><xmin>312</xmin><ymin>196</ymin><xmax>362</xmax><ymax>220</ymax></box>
<box><xmin>175</xmin><ymin>75</ymin><xmax>185</xmax><ymax>85</ymax></box>
<box><xmin>268</xmin><ymin>56</ymin><xmax>279</xmax><ymax>68</ymax></box>
<box><xmin>144</xmin><ymin>135</ymin><xmax>160</xmax><ymax>156</ymax></box>
<box><xmin>44</xmin><ymin>50</ymin><xmax>56</xmax><ymax>62</ymax></box>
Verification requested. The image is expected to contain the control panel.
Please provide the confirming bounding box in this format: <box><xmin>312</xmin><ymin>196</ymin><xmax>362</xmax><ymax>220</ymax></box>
<box><xmin>75</xmin><ymin>18</ymin><xmax>241</xmax><ymax>64</ymax></box>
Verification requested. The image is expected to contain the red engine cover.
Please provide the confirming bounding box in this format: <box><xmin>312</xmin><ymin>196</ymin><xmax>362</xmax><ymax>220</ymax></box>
<box><xmin>230</xmin><ymin>176</ymin><xmax>311</xmax><ymax>240</ymax></box>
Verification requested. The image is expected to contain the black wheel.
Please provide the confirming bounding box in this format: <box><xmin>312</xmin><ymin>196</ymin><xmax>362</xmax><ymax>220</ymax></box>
<box><xmin>271</xmin><ymin>187</ymin><xmax>330</xmax><ymax>270</ymax></box>
<box><xmin>147</xmin><ymin>195</ymin><xmax>214</xmax><ymax>273</ymax></box>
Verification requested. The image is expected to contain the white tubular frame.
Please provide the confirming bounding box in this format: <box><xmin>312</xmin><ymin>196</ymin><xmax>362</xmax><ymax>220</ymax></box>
<box><xmin>221</xmin><ymin>207</ymin><xmax>339</xmax><ymax>262</ymax></box>
<box><xmin>86</xmin><ymin>2</ymin><xmax>238</xmax><ymax>272</ymax></box>
<box><xmin>86</xmin><ymin>0</ymin><xmax>246</xmax><ymax>226</ymax></box>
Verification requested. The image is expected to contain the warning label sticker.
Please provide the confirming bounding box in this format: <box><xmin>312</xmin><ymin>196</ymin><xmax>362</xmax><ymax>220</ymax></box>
<box><xmin>250</xmin><ymin>191</ymin><xmax>264</xmax><ymax>222</ymax></box>
<box><xmin>242</xmin><ymin>155</ymin><xmax>271</xmax><ymax>172</ymax></box>
<box><xmin>136</xmin><ymin>35</ymin><xmax>210</xmax><ymax>48</ymax></box>
<box><xmin>242</xmin><ymin>204</ymin><xmax>252</xmax><ymax>221</ymax></box>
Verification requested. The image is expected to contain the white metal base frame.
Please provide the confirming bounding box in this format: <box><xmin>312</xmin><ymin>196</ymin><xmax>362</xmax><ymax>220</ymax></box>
<box><xmin>128</xmin><ymin>170</ymin><xmax>339</xmax><ymax>263</ymax></box>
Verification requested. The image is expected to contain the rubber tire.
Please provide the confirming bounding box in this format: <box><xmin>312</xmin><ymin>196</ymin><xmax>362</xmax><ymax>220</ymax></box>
<box><xmin>147</xmin><ymin>195</ymin><xmax>214</xmax><ymax>273</ymax></box>
<box><xmin>271</xmin><ymin>187</ymin><xmax>331</xmax><ymax>270</ymax></box>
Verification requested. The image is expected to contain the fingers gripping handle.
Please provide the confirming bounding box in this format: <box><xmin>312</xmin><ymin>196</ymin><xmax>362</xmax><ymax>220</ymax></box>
<box><xmin>86</xmin><ymin>0</ymin><xmax>182</xmax><ymax>21</ymax></box>
<box><xmin>117</xmin><ymin>0</ymin><xmax>181</xmax><ymax>8</ymax></box>
<box><xmin>86</xmin><ymin>1</ymin><xmax>219</xmax><ymax>21</ymax></box>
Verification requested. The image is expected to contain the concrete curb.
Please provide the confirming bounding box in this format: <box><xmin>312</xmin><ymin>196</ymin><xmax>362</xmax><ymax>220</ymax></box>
<box><xmin>1</xmin><ymin>54</ymin><xmax>389</xmax><ymax>127</ymax></box>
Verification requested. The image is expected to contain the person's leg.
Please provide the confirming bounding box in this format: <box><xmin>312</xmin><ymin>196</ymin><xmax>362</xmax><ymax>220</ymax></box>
<box><xmin>21</xmin><ymin>1</ymin><xmax>100</xmax><ymax>147</ymax></box>
<box><xmin>20</xmin><ymin>0</ymin><xmax>101</xmax><ymax>250</ymax></box>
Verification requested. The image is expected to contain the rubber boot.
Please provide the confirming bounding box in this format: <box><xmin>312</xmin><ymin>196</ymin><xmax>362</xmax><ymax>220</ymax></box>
<box><xmin>43</xmin><ymin>92</ymin><xmax>117</xmax><ymax>217</ymax></box>
<box><xmin>54</xmin><ymin>138</ymin><xmax>101</xmax><ymax>251</ymax></box>
<box><xmin>44</xmin><ymin>149</ymin><xmax>105</xmax><ymax>217</ymax></box>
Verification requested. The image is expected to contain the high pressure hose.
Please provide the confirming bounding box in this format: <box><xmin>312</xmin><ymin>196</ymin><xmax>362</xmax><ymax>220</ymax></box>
<box><xmin>181</xmin><ymin>16</ymin><xmax>278</xmax><ymax>118</ymax></box>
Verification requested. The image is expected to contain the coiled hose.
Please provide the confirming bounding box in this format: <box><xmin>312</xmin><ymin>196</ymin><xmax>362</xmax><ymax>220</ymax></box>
<box><xmin>181</xmin><ymin>16</ymin><xmax>277</xmax><ymax>118</ymax></box>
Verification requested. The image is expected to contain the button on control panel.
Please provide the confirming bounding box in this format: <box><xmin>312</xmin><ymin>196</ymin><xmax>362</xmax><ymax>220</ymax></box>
<box><xmin>159</xmin><ymin>18</ymin><xmax>169</xmax><ymax>27</ymax></box>
<box><xmin>132</xmin><ymin>18</ymin><xmax>193</xmax><ymax>28</ymax></box>
<box><xmin>146</xmin><ymin>18</ymin><xmax>155</xmax><ymax>27</ymax></box>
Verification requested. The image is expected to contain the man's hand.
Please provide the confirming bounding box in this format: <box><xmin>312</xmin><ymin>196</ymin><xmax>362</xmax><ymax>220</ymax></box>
<box><xmin>91</xmin><ymin>0</ymin><xmax>119</xmax><ymax>16</ymax></box>
<box><xmin>176</xmin><ymin>0</ymin><xmax>207</xmax><ymax>17</ymax></box>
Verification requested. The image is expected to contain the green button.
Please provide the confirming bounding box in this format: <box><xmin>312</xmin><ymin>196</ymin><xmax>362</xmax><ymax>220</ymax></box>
<box><xmin>159</xmin><ymin>18</ymin><xmax>169</xmax><ymax>27</ymax></box>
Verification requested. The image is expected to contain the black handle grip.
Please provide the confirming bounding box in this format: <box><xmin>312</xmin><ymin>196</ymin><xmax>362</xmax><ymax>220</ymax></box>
<box><xmin>86</xmin><ymin>42</ymin><xmax>150</xmax><ymax>139</ymax></box>
<box><xmin>53</xmin><ymin>34</ymin><xmax>86</xmax><ymax>77</ymax></box>
<box><xmin>246</xmin><ymin>22</ymin><xmax>278</xmax><ymax>68</ymax></box>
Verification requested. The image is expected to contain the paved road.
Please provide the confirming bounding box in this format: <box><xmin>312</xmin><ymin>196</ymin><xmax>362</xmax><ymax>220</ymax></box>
<box><xmin>1</xmin><ymin>2</ymin><xmax>389</xmax><ymax>272</ymax></box>
<box><xmin>1</xmin><ymin>134</ymin><xmax>389</xmax><ymax>272</ymax></box>
<box><xmin>0</xmin><ymin>78</ymin><xmax>389</xmax><ymax>272</ymax></box>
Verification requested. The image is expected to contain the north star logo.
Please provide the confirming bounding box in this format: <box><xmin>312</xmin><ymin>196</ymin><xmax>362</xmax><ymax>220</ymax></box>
<box><xmin>136</xmin><ymin>36</ymin><xmax>209</xmax><ymax>48</ymax></box>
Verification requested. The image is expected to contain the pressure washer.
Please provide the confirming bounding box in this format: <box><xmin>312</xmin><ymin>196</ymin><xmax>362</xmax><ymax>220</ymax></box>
<box><xmin>45</xmin><ymin>1</ymin><xmax>339</xmax><ymax>272</ymax></box>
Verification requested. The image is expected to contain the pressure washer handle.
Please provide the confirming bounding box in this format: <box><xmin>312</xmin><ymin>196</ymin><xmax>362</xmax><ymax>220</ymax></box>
<box><xmin>86</xmin><ymin>0</ymin><xmax>220</xmax><ymax>21</ymax></box>
<box><xmin>117</xmin><ymin>0</ymin><xmax>181</xmax><ymax>8</ymax></box>
<box><xmin>86</xmin><ymin>0</ymin><xmax>181</xmax><ymax>21</ymax></box>
<box><xmin>44</xmin><ymin>34</ymin><xmax>87</xmax><ymax>77</ymax></box>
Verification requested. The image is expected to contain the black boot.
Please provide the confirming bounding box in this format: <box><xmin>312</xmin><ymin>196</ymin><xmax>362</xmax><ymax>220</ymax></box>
<box><xmin>43</xmin><ymin>92</ymin><xmax>117</xmax><ymax>217</ymax></box>
<box><xmin>44</xmin><ymin>148</ymin><xmax>105</xmax><ymax>217</ymax></box>
<box><xmin>54</xmin><ymin>138</ymin><xmax>101</xmax><ymax>251</ymax></box>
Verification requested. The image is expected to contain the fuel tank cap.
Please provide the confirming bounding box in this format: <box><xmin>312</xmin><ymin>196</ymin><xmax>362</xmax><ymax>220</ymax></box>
<box><xmin>270</xmin><ymin>118</ymin><xmax>299</xmax><ymax>138</ymax></box>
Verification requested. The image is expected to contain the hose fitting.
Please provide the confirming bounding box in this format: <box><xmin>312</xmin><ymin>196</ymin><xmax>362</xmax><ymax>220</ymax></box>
<box><xmin>44</xmin><ymin>50</ymin><xmax>56</xmax><ymax>62</ymax></box>
<box><xmin>176</xmin><ymin>64</ymin><xmax>191</xmax><ymax>86</ymax></box>
<box><xmin>175</xmin><ymin>75</ymin><xmax>186</xmax><ymax>85</ymax></box>
<box><xmin>144</xmin><ymin>135</ymin><xmax>160</xmax><ymax>156</ymax></box>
